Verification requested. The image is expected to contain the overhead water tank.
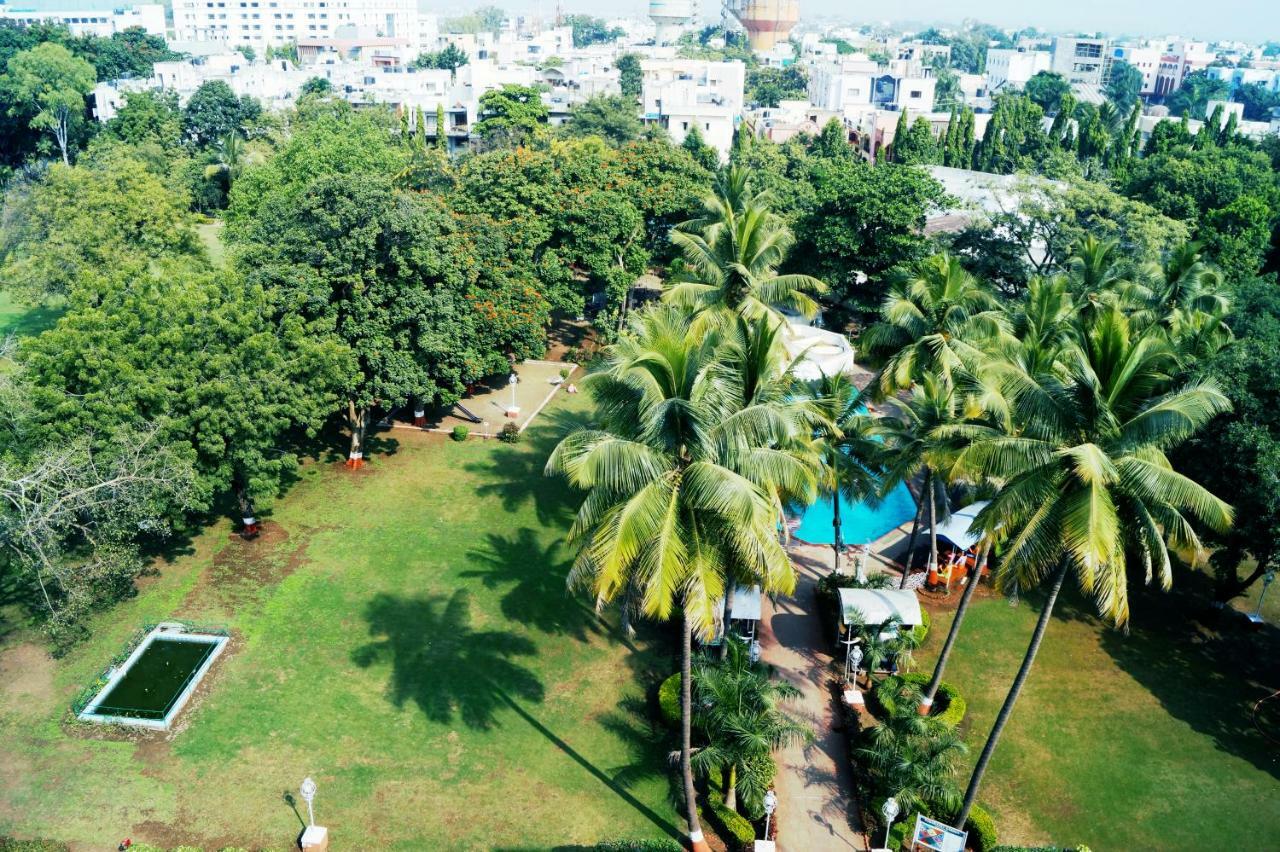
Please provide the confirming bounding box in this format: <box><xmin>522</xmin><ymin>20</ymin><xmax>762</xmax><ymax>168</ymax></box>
<box><xmin>730</xmin><ymin>0</ymin><xmax>798</xmax><ymax>51</ymax></box>
<box><xmin>650</xmin><ymin>0</ymin><xmax>695</xmax><ymax>46</ymax></box>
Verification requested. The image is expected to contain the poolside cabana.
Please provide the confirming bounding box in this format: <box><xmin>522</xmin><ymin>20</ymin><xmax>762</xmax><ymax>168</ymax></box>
<box><xmin>930</xmin><ymin>501</ymin><xmax>991</xmax><ymax>591</ymax></box>
<box><xmin>838</xmin><ymin>588</ymin><xmax>923</xmax><ymax>679</ymax></box>
<box><xmin>711</xmin><ymin>585</ymin><xmax>763</xmax><ymax>649</ymax></box>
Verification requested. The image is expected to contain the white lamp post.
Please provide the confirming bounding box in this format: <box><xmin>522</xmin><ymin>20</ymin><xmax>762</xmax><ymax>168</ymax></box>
<box><xmin>300</xmin><ymin>777</ymin><xmax>317</xmax><ymax>828</ymax></box>
<box><xmin>762</xmin><ymin>788</ymin><xmax>778</xmax><ymax>841</ymax></box>
<box><xmin>881</xmin><ymin>796</ymin><xmax>900</xmax><ymax>851</ymax></box>
<box><xmin>508</xmin><ymin>372</ymin><xmax>518</xmax><ymax>409</ymax></box>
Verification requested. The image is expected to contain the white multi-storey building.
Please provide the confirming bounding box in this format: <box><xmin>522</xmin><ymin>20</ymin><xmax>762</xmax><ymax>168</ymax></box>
<box><xmin>172</xmin><ymin>0</ymin><xmax>422</xmax><ymax>54</ymax></box>
<box><xmin>0</xmin><ymin>2</ymin><xmax>165</xmax><ymax>37</ymax></box>
<box><xmin>1050</xmin><ymin>36</ymin><xmax>1110</xmax><ymax>86</ymax></box>
<box><xmin>641</xmin><ymin>58</ymin><xmax>745</xmax><ymax>157</ymax></box>
<box><xmin>807</xmin><ymin>57</ymin><xmax>936</xmax><ymax>115</ymax></box>
<box><xmin>1111</xmin><ymin>45</ymin><xmax>1162</xmax><ymax>95</ymax></box>
<box><xmin>985</xmin><ymin>48</ymin><xmax>1050</xmax><ymax>92</ymax></box>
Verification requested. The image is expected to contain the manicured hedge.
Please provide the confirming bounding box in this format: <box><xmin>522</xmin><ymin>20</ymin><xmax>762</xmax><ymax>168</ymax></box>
<box><xmin>911</xmin><ymin>607</ymin><xmax>931</xmax><ymax>646</ymax></box>
<box><xmin>991</xmin><ymin>846</ymin><xmax>1092</xmax><ymax>852</ymax></box>
<box><xmin>966</xmin><ymin>804</ymin><xmax>999</xmax><ymax>852</ymax></box>
<box><xmin>657</xmin><ymin>672</ymin><xmax>680</xmax><ymax>728</ymax></box>
<box><xmin>874</xmin><ymin>672</ymin><xmax>967</xmax><ymax>728</ymax></box>
<box><xmin>590</xmin><ymin>841</ymin><xmax>685</xmax><ymax>851</ymax></box>
<box><xmin>0</xmin><ymin>840</ymin><xmax>70</xmax><ymax>852</ymax></box>
<box><xmin>700</xmin><ymin>795</ymin><xmax>755</xmax><ymax>852</ymax></box>
<box><xmin>879</xmin><ymin>804</ymin><xmax>996</xmax><ymax>852</ymax></box>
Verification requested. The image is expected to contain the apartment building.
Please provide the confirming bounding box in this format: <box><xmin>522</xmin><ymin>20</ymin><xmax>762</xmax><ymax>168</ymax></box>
<box><xmin>172</xmin><ymin>0</ymin><xmax>422</xmax><ymax>53</ymax></box>
<box><xmin>985</xmin><ymin>48</ymin><xmax>1050</xmax><ymax>92</ymax></box>
<box><xmin>0</xmin><ymin>2</ymin><xmax>165</xmax><ymax>38</ymax></box>
<box><xmin>1050</xmin><ymin>36</ymin><xmax>1109</xmax><ymax>86</ymax></box>
<box><xmin>641</xmin><ymin>58</ymin><xmax>746</xmax><ymax>157</ymax></box>
<box><xmin>807</xmin><ymin>57</ymin><xmax>937</xmax><ymax>115</ymax></box>
<box><xmin>1112</xmin><ymin>45</ymin><xmax>1162</xmax><ymax>95</ymax></box>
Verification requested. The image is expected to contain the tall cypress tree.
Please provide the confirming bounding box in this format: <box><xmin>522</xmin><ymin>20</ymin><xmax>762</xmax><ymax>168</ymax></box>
<box><xmin>892</xmin><ymin>109</ymin><xmax>910</xmax><ymax>162</ymax></box>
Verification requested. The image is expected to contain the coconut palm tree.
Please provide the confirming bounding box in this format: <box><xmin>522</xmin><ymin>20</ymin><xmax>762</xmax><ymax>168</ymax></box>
<box><xmin>949</xmin><ymin>305</ymin><xmax>1233</xmax><ymax>827</ymax></box>
<box><xmin>860</xmin><ymin>253</ymin><xmax>1006</xmax><ymax>397</ymax></box>
<box><xmin>857</xmin><ymin>679</ymin><xmax>968</xmax><ymax>815</ymax></box>
<box><xmin>546</xmin><ymin>306</ymin><xmax>818</xmax><ymax>852</ymax></box>
<box><xmin>665</xmin><ymin>184</ymin><xmax>826</xmax><ymax>328</ymax></box>
<box><xmin>877</xmin><ymin>374</ymin><xmax>965</xmax><ymax>588</ymax></box>
<box><xmin>810</xmin><ymin>371</ymin><xmax>885</xmax><ymax>573</ymax></box>
<box><xmin>691</xmin><ymin>635</ymin><xmax>812</xmax><ymax>815</ymax></box>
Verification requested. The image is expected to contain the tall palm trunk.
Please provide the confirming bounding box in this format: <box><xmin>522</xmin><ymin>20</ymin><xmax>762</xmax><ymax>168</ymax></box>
<box><xmin>900</xmin><ymin>470</ymin><xmax>929</xmax><ymax>588</ymax></box>
<box><xmin>719</xmin><ymin>583</ymin><xmax>735</xmax><ymax>661</ymax></box>
<box><xmin>920</xmin><ymin>541</ymin><xmax>989</xmax><ymax>714</ymax></box>
<box><xmin>927</xmin><ymin>472</ymin><xmax>940</xmax><ymax>579</ymax></box>
<box><xmin>724</xmin><ymin>762</ymin><xmax>738</xmax><ymax>810</ymax></box>
<box><xmin>832</xmin><ymin>488</ymin><xmax>843</xmax><ymax>574</ymax></box>
<box><xmin>954</xmin><ymin>559</ymin><xmax>1068</xmax><ymax>828</ymax></box>
<box><xmin>682</xmin><ymin>607</ymin><xmax>709</xmax><ymax>852</ymax></box>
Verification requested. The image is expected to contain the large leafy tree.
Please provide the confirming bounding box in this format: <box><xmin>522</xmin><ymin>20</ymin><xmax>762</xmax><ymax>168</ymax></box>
<box><xmin>19</xmin><ymin>260</ymin><xmax>351</xmax><ymax>520</ymax></box>
<box><xmin>0</xmin><ymin>146</ymin><xmax>203</xmax><ymax>302</ymax></box>
<box><xmin>1</xmin><ymin>41</ymin><xmax>95</xmax><ymax>164</ymax></box>
<box><xmin>547</xmin><ymin>306</ymin><xmax>817</xmax><ymax>852</ymax></box>
<box><xmin>795</xmin><ymin>157</ymin><xmax>946</xmax><ymax>319</ymax></box>
<box><xmin>564</xmin><ymin>93</ymin><xmax>643</xmax><ymax>145</ymax></box>
<box><xmin>235</xmin><ymin>172</ymin><xmax>541</xmax><ymax>465</ymax></box>
<box><xmin>182</xmin><ymin>79</ymin><xmax>261</xmax><ymax>148</ymax></box>
<box><xmin>475</xmin><ymin>84</ymin><xmax>548</xmax><ymax>146</ymax></box>
<box><xmin>950</xmin><ymin>307</ymin><xmax>1232</xmax><ymax>827</ymax></box>
<box><xmin>1105</xmin><ymin>60</ymin><xmax>1144</xmax><ymax>107</ymax></box>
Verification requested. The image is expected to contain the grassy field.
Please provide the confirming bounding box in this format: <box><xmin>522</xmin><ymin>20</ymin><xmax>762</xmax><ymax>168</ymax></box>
<box><xmin>0</xmin><ymin>290</ymin><xmax>59</xmax><ymax>341</ymax></box>
<box><xmin>916</xmin><ymin>579</ymin><xmax>1280</xmax><ymax>850</ymax></box>
<box><xmin>0</xmin><ymin>396</ymin><xmax>682</xmax><ymax>850</ymax></box>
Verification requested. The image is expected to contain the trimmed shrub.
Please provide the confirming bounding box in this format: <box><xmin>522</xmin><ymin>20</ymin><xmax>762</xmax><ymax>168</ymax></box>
<box><xmin>874</xmin><ymin>673</ymin><xmax>967</xmax><ymax>728</ymax></box>
<box><xmin>911</xmin><ymin>607</ymin><xmax>931</xmax><ymax>645</ymax></box>
<box><xmin>700</xmin><ymin>777</ymin><xmax>757</xmax><ymax>852</ymax></box>
<box><xmin>965</xmin><ymin>804</ymin><xmax>1000</xmax><ymax>852</ymax></box>
<box><xmin>498</xmin><ymin>422</ymin><xmax>521</xmax><ymax>443</ymax></box>
<box><xmin>657</xmin><ymin>672</ymin><xmax>680</xmax><ymax>728</ymax></box>
<box><xmin>451</xmin><ymin>425</ymin><xmax>469</xmax><ymax>442</ymax></box>
<box><xmin>590</xmin><ymin>842</ymin><xmax>684</xmax><ymax>852</ymax></box>
<box><xmin>0</xmin><ymin>840</ymin><xmax>71</xmax><ymax>852</ymax></box>
<box><xmin>991</xmin><ymin>847</ymin><xmax>1092</xmax><ymax>852</ymax></box>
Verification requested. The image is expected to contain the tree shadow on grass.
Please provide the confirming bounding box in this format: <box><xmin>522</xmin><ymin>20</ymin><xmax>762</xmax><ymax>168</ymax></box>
<box><xmin>352</xmin><ymin>589</ymin><xmax>543</xmax><ymax>730</ymax></box>
<box><xmin>1098</xmin><ymin>574</ymin><xmax>1280</xmax><ymax>781</ymax></box>
<box><xmin>354</xmin><ymin>589</ymin><xmax>681</xmax><ymax>840</ymax></box>
<box><xmin>464</xmin><ymin>406</ymin><xmax>588</xmax><ymax>527</ymax></box>
<box><xmin>461</xmin><ymin>528</ymin><xmax>607</xmax><ymax>642</ymax></box>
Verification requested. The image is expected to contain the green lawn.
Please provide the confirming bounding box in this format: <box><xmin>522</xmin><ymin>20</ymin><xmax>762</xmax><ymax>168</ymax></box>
<box><xmin>0</xmin><ymin>396</ymin><xmax>681</xmax><ymax>849</ymax></box>
<box><xmin>917</xmin><ymin>580</ymin><xmax>1280</xmax><ymax>850</ymax></box>
<box><xmin>0</xmin><ymin>290</ymin><xmax>59</xmax><ymax>341</ymax></box>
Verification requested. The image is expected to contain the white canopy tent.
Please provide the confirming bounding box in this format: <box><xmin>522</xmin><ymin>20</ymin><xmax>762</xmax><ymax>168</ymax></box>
<box><xmin>838</xmin><ymin>588</ymin><xmax>924</xmax><ymax>628</ymax></box>
<box><xmin>712</xmin><ymin>585</ymin><xmax>763</xmax><ymax>645</ymax></box>
<box><xmin>931</xmin><ymin>500</ymin><xmax>990</xmax><ymax>551</ymax></box>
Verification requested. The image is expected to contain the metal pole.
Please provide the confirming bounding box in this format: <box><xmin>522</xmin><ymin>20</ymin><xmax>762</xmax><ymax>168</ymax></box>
<box><xmin>307</xmin><ymin>799</ymin><xmax>315</xmax><ymax>827</ymax></box>
<box><xmin>764</xmin><ymin>812</ymin><xmax>771</xmax><ymax>840</ymax></box>
<box><xmin>883</xmin><ymin>815</ymin><xmax>893</xmax><ymax>850</ymax></box>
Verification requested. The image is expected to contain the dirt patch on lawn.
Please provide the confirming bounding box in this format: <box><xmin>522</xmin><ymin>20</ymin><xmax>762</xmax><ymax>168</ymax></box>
<box><xmin>0</xmin><ymin>642</ymin><xmax>55</xmax><ymax>714</ymax></box>
<box><xmin>178</xmin><ymin>523</ymin><xmax>322</xmax><ymax>615</ymax></box>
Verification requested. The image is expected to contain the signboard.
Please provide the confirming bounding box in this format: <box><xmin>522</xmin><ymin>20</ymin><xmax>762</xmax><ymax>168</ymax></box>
<box><xmin>910</xmin><ymin>814</ymin><xmax>967</xmax><ymax>852</ymax></box>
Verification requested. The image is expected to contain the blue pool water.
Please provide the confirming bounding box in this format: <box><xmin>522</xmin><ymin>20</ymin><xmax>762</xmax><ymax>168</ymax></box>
<box><xmin>792</xmin><ymin>481</ymin><xmax>918</xmax><ymax>546</ymax></box>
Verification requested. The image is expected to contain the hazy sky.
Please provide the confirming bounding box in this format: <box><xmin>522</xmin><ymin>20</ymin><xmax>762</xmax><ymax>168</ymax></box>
<box><xmin>516</xmin><ymin>0</ymin><xmax>1280</xmax><ymax>43</ymax></box>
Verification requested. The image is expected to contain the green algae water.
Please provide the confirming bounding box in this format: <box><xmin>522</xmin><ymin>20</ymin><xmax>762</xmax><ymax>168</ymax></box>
<box><xmin>97</xmin><ymin>638</ymin><xmax>218</xmax><ymax>719</ymax></box>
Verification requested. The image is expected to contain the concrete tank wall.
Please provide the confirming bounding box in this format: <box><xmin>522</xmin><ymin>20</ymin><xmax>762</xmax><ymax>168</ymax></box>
<box><xmin>733</xmin><ymin>0</ymin><xmax>798</xmax><ymax>51</ymax></box>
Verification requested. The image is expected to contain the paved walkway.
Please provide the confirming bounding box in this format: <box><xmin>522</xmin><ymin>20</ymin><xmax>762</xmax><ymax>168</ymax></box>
<box><xmin>761</xmin><ymin>550</ymin><xmax>868</xmax><ymax>852</ymax></box>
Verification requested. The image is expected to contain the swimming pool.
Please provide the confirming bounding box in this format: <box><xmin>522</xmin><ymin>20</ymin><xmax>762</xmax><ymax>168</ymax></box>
<box><xmin>792</xmin><ymin>480</ymin><xmax>918</xmax><ymax>546</ymax></box>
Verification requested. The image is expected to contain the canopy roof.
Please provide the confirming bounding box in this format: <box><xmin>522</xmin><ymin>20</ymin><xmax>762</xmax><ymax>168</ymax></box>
<box><xmin>931</xmin><ymin>500</ymin><xmax>990</xmax><ymax>551</ymax></box>
<box><xmin>715</xmin><ymin>585</ymin><xmax>762</xmax><ymax>622</ymax></box>
<box><xmin>839</xmin><ymin>588</ymin><xmax>923</xmax><ymax>627</ymax></box>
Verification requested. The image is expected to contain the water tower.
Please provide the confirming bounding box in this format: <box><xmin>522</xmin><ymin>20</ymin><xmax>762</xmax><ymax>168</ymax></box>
<box><xmin>649</xmin><ymin>0</ymin><xmax>695</xmax><ymax>46</ymax></box>
<box><xmin>727</xmin><ymin>0</ymin><xmax>798</xmax><ymax>51</ymax></box>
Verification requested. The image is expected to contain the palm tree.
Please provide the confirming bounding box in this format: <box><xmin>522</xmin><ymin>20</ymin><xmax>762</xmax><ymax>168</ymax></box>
<box><xmin>857</xmin><ymin>679</ymin><xmax>968</xmax><ymax>815</ymax></box>
<box><xmin>918</xmin><ymin>535</ymin><xmax>991</xmax><ymax>715</ymax></box>
<box><xmin>810</xmin><ymin>371</ymin><xmax>885</xmax><ymax>573</ymax></box>
<box><xmin>204</xmin><ymin>130</ymin><xmax>247</xmax><ymax>191</ymax></box>
<box><xmin>949</xmin><ymin>306</ymin><xmax>1233</xmax><ymax>827</ymax></box>
<box><xmin>860</xmin><ymin>253</ymin><xmax>1006</xmax><ymax>397</ymax></box>
<box><xmin>877</xmin><ymin>374</ymin><xmax>963</xmax><ymax>588</ymax></box>
<box><xmin>691</xmin><ymin>636</ymin><xmax>813</xmax><ymax>814</ymax></box>
<box><xmin>845</xmin><ymin>612</ymin><xmax>920</xmax><ymax>685</ymax></box>
<box><xmin>546</xmin><ymin>306</ymin><xmax>818</xmax><ymax>852</ymax></box>
<box><xmin>665</xmin><ymin>180</ymin><xmax>826</xmax><ymax>328</ymax></box>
